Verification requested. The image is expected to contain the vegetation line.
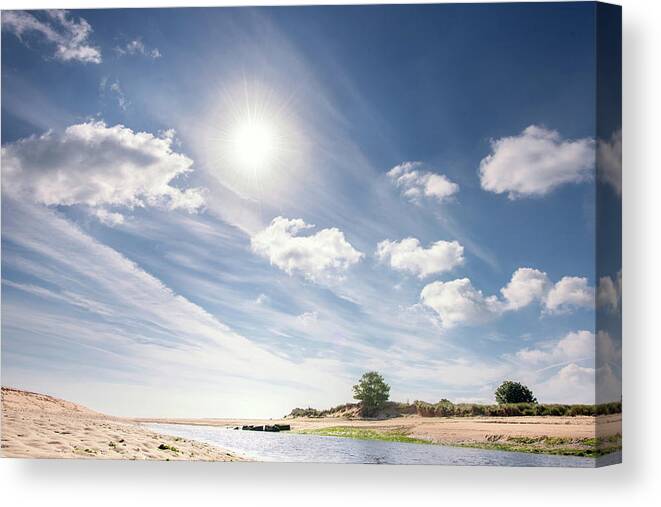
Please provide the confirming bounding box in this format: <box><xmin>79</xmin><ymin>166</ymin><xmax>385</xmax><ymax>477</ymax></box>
<box><xmin>289</xmin><ymin>372</ymin><xmax>622</xmax><ymax>419</ymax></box>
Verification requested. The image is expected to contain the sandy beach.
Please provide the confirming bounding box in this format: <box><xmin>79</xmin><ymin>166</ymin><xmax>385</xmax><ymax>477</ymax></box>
<box><xmin>1</xmin><ymin>387</ymin><xmax>243</xmax><ymax>460</ymax></box>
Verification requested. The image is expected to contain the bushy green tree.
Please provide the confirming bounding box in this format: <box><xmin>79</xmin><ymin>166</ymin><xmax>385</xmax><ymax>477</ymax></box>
<box><xmin>353</xmin><ymin>371</ymin><xmax>390</xmax><ymax>416</ymax></box>
<box><xmin>495</xmin><ymin>381</ymin><xmax>537</xmax><ymax>404</ymax></box>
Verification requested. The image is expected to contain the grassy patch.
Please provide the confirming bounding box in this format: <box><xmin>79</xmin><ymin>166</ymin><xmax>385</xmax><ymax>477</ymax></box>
<box><xmin>458</xmin><ymin>434</ymin><xmax>622</xmax><ymax>458</ymax></box>
<box><xmin>299</xmin><ymin>426</ymin><xmax>621</xmax><ymax>458</ymax></box>
<box><xmin>299</xmin><ymin>426</ymin><xmax>431</xmax><ymax>445</ymax></box>
<box><xmin>158</xmin><ymin>443</ymin><xmax>179</xmax><ymax>453</ymax></box>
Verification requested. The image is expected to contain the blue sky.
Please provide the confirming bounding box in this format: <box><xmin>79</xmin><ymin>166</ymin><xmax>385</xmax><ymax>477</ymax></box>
<box><xmin>1</xmin><ymin>4</ymin><xmax>621</xmax><ymax>417</ymax></box>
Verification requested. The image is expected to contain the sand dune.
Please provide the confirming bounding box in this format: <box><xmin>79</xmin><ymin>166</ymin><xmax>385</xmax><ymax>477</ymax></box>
<box><xmin>1</xmin><ymin>387</ymin><xmax>243</xmax><ymax>461</ymax></box>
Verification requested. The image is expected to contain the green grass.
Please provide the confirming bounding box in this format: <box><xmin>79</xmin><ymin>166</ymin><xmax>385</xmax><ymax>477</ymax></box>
<box><xmin>299</xmin><ymin>426</ymin><xmax>431</xmax><ymax>445</ymax></box>
<box><xmin>457</xmin><ymin>434</ymin><xmax>622</xmax><ymax>458</ymax></box>
<box><xmin>299</xmin><ymin>426</ymin><xmax>621</xmax><ymax>458</ymax></box>
<box><xmin>157</xmin><ymin>443</ymin><xmax>179</xmax><ymax>453</ymax></box>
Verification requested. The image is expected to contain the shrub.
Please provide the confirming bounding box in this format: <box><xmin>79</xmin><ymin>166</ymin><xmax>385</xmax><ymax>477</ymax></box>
<box><xmin>495</xmin><ymin>381</ymin><xmax>537</xmax><ymax>404</ymax></box>
<box><xmin>353</xmin><ymin>371</ymin><xmax>390</xmax><ymax>417</ymax></box>
<box><xmin>288</xmin><ymin>407</ymin><xmax>321</xmax><ymax>418</ymax></box>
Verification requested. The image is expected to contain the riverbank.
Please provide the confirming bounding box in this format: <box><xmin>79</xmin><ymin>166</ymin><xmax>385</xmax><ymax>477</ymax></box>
<box><xmin>139</xmin><ymin>413</ymin><xmax>621</xmax><ymax>458</ymax></box>
<box><xmin>0</xmin><ymin>387</ymin><xmax>244</xmax><ymax>460</ymax></box>
<box><xmin>298</xmin><ymin>426</ymin><xmax>621</xmax><ymax>457</ymax></box>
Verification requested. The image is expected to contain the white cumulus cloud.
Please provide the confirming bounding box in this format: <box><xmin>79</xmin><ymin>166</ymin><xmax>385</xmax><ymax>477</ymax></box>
<box><xmin>250</xmin><ymin>217</ymin><xmax>363</xmax><ymax>283</ymax></box>
<box><xmin>387</xmin><ymin>161</ymin><xmax>458</xmax><ymax>203</ymax></box>
<box><xmin>479</xmin><ymin>125</ymin><xmax>595</xmax><ymax>198</ymax></box>
<box><xmin>544</xmin><ymin>276</ymin><xmax>594</xmax><ymax>314</ymax></box>
<box><xmin>534</xmin><ymin>363</ymin><xmax>596</xmax><ymax>404</ymax></box>
<box><xmin>597</xmin><ymin>271</ymin><xmax>621</xmax><ymax>313</ymax></box>
<box><xmin>1</xmin><ymin>121</ymin><xmax>205</xmax><ymax>223</ymax></box>
<box><xmin>419</xmin><ymin>278</ymin><xmax>503</xmax><ymax>328</ymax></box>
<box><xmin>500</xmin><ymin>267</ymin><xmax>551</xmax><ymax>310</ymax></box>
<box><xmin>421</xmin><ymin>268</ymin><xmax>594</xmax><ymax>328</ymax></box>
<box><xmin>515</xmin><ymin>330</ymin><xmax>595</xmax><ymax>366</ymax></box>
<box><xmin>376</xmin><ymin>238</ymin><xmax>464</xmax><ymax>278</ymax></box>
<box><xmin>1</xmin><ymin>10</ymin><xmax>101</xmax><ymax>64</ymax></box>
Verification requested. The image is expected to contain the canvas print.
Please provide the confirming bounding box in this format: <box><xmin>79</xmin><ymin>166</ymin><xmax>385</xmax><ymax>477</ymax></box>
<box><xmin>1</xmin><ymin>2</ymin><xmax>621</xmax><ymax>467</ymax></box>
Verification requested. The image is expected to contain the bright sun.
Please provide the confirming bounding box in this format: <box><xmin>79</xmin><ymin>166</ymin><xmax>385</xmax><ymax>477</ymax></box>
<box><xmin>210</xmin><ymin>80</ymin><xmax>302</xmax><ymax>187</ymax></box>
<box><xmin>230</xmin><ymin>119</ymin><xmax>277</xmax><ymax>170</ymax></box>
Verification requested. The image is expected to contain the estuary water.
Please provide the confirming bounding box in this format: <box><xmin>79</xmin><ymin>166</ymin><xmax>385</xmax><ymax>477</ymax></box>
<box><xmin>145</xmin><ymin>423</ymin><xmax>601</xmax><ymax>467</ymax></box>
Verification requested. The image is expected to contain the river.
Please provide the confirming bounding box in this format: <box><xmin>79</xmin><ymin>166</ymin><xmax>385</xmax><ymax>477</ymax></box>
<box><xmin>144</xmin><ymin>423</ymin><xmax>609</xmax><ymax>467</ymax></box>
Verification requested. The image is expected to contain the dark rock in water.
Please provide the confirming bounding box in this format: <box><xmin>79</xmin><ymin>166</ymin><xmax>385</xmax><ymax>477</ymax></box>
<box><xmin>241</xmin><ymin>423</ymin><xmax>290</xmax><ymax>432</ymax></box>
<box><xmin>242</xmin><ymin>425</ymin><xmax>264</xmax><ymax>431</ymax></box>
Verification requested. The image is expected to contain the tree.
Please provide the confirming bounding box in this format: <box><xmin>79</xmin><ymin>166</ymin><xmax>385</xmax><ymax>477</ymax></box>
<box><xmin>353</xmin><ymin>371</ymin><xmax>390</xmax><ymax>416</ymax></box>
<box><xmin>495</xmin><ymin>380</ymin><xmax>537</xmax><ymax>404</ymax></box>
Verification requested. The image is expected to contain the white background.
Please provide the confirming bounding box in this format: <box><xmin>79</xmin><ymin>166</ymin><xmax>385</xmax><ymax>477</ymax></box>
<box><xmin>0</xmin><ymin>0</ymin><xmax>659</xmax><ymax>505</ymax></box>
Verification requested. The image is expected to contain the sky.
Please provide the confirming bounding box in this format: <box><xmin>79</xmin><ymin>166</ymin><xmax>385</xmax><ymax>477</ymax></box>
<box><xmin>1</xmin><ymin>4</ymin><xmax>621</xmax><ymax>418</ymax></box>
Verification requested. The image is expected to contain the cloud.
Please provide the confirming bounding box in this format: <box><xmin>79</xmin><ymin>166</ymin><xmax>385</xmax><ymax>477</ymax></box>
<box><xmin>1</xmin><ymin>200</ymin><xmax>355</xmax><ymax>417</ymax></box>
<box><xmin>479</xmin><ymin>125</ymin><xmax>595</xmax><ymax>198</ymax></box>
<box><xmin>1</xmin><ymin>121</ymin><xmax>205</xmax><ymax>222</ymax></box>
<box><xmin>387</xmin><ymin>161</ymin><xmax>458</xmax><ymax>203</ymax></box>
<box><xmin>597</xmin><ymin>271</ymin><xmax>622</xmax><ymax>313</ymax></box>
<box><xmin>597</xmin><ymin>129</ymin><xmax>622</xmax><ymax>195</ymax></box>
<box><xmin>1</xmin><ymin>10</ymin><xmax>101</xmax><ymax>63</ymax></box>
<box><xmin>250</xmin><ymin>217</ymin><xmax>363</xmax><ymax>283</ymax></box>
<box><xmin>419</xmin><ymin>278</ymin><xmax>503</xmax><ymax>328</ymax></box>
<box><xmin>376</xmin><ymin>238</ymin><xmax>464</xmax><ymax>278</ymax></box>
<box><xmin>596</xmin><ymin>330</ymin><xmax>621</xmax><ymax>367</ymax></box>
<box><xmin>296</xmin><ymin>311</ymin><xmax>319</xmax><ymax>327</ymax></box>
<box><xmin>255</xmin><ymin>293</ymin><xmax>270</xmax><ymax>306</ymax></box>
<box><xmin>596</xmin><ymin>363</ymin><xmax>621</xmax><ymax>404</ymax></box>
<box><xmin>534</xmin><ymin>363</ymin><xmax>596</xmax><ymax>404</ymax></box>
<box><xmin>93</xmin><ymin>209</ymin><xmax>125</xmax><ymax>227</ymax></box>
<box><xmin>421</xmin><ymin>268</ymin><xmax>594</xmax><ymax>327</ymax></box>
<box><xmin>510</xmin><ymin>329</ymin><xmax>620</xmax><ymax>404</ymax></box>
<box><xmin>100</xmin><ymin>77</ymin><xmax>129</xmax><ymax>111</ymax></box>
<box><xmin>514</xmin><ymin>330</ymin><xmax>595</xmax><ymax>366</ymax></box>
<box><xmin>115</xmin><ymin>38</ymin><xmax>162</xmax><ymax>59</ymax></box>
<box><xmin>544</xmin><ymin>276</ymin><xmax>594</xmax><ymax>314</ymax></box>
<box><xmin>500</xmin><ymin>267</ymin><xmax>551</xmax><ymax>310</ymax></box>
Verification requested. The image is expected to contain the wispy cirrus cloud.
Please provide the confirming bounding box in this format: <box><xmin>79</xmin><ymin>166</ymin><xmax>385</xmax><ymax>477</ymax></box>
<box><xmin>1</xmin><ymin>200</ymin><xmax>355</xmax><ymax>417</ymax></box>
<box><xmin>114</xmin><ymin>38</ymin><xmax>162</xmax><ymax>59</ymax></box>
<box><xmin>1</xmin><ymin>10</ymin><xmax>101</xmax><ymax>63</ymax></box>
<box><xmin>99</xmin><ymin>77</ymin><xmax>130</xmax><ymax>111</ymax></box>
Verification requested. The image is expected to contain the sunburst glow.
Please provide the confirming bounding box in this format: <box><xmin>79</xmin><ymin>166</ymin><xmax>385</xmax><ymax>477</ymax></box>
<box><xmin>203</xmin><ymin>80</ymin><xmax>305</xmax><ymax>199</ymax></box>
<box><xmin>230</xmin><ymin>118</ymin><xmax>277</xmax><ymax>170</ymax></box>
